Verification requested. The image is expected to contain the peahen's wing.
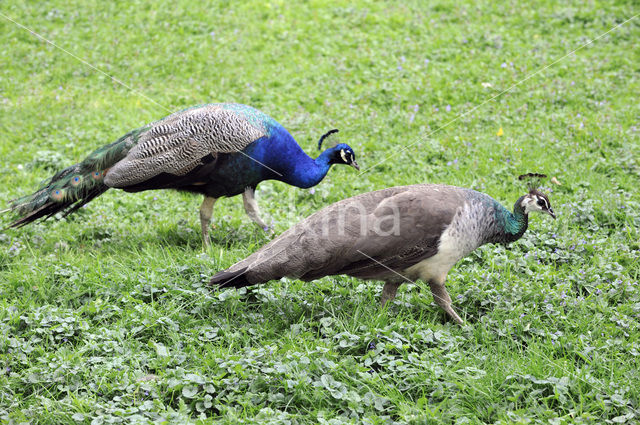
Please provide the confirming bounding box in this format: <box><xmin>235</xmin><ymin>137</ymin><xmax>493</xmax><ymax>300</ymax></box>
<box><xmin>104</xmin><ymin>104</ymin><xmax>268</xmax><ymax>187</ymax></box>
<box><xmin>223</xmin><ymin>185</ymin><xmax>466</xmax><ymax>284</ymax></box>
<box><xmin>297</xmin><ymin>185</ymin><xmax>466</xmax><ymax>280</ymax></box>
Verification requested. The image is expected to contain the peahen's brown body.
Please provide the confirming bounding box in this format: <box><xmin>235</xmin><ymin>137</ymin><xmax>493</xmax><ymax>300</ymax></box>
<box><xmin>210</xmin><ymin>183</ymin><xmax>555</xmax><ymax>324</ymax></box>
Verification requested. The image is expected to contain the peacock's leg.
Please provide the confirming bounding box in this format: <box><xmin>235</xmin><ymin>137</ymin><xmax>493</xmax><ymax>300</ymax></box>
<box><xmin>242</xmin><ymin>187</ymin><xmax>268</xmax><ymax>230</ymax></box>
<box><xmin>199</xmin><ymin>196</ymin><xmax>217</xmax><ymax>247</ymax></box>
<box><xmin>380</xmin><ymin>281</ymin><xmax>401</xmax><ymax>307</ymax></box>
<box><xmin>428</xmin><ymin>279</ymin><xmax>463</xmax><ymax>325</ymax></box>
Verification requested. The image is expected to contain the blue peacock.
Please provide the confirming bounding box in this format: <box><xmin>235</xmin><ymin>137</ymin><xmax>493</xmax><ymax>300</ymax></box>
<box><xmin>5</xmin><ymin>103</ymin><xmax>360</xmax><ymax>244</ymax></box>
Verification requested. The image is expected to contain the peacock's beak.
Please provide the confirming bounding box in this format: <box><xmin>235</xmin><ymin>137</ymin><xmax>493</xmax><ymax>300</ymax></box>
<box><xmin>351</xmin><ymin>161</ymin><xmax>360</xmax><ymax>171</ymax></box>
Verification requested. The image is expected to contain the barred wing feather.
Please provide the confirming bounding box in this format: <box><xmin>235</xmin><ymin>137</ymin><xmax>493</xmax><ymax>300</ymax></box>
<box><xmin>104</xmin><ymin>105</ymin><xmax>266</xmax><ymax>187</ymax></box>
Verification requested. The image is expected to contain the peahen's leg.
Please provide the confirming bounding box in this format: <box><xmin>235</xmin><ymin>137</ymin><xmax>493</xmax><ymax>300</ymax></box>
<box><xmin>242</xmin><ymin>187</ymin><xmax>268</xmax><ymax>230</ymax></box>
<box><xmin>428</xmin><ymin>279</ymin><xmax>463</xmax><ymax>325</ymax></box>
<box><xmin>199</xmin><ymin>196</ymin><xmax>217</xmax><ymax>247</ymax></box>
<box><xmin>380</xmin><ymin>281</ymin><xmax>402</xmax><ymax>307</ymax></box>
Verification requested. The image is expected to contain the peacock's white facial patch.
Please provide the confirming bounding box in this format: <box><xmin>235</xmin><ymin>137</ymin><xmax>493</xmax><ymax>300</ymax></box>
<box><xmin>340</xmin><ymin>149</ymin><xmax>349</xmax><ymax>163</ymax></box>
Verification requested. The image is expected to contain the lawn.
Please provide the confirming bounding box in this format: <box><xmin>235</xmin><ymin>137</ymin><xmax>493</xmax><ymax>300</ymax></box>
<box><xmin>1</xmin><ymin>0</ymin><xmax>639</xmax><ymax>423</ymax></box>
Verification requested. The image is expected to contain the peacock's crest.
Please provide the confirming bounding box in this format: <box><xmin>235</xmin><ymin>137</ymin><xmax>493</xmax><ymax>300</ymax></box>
<box><xmin>317</xmin><ymin>129</ymin><xmax>340</xmax><ymax>150</ymax></box>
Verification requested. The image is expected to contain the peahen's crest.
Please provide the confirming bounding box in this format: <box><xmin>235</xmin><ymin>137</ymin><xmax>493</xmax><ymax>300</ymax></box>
<box><xmin>518</xmin><ymin>172</ymin><xmax>547</xmax><ymax>192</ymax></box>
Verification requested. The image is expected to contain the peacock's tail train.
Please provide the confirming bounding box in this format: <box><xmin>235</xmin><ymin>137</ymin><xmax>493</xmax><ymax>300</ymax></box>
<box><xmin>4</xmin><ymin>127</ymin><xmax>145</xmax><ymax>228</ymax></box>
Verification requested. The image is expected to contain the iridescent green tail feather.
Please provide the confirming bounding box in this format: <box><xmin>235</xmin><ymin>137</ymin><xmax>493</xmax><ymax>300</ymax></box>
<box><xmin>4</xmin><ymin>127</ymin><xmax>144</xmax><ymax>228</ymax></box>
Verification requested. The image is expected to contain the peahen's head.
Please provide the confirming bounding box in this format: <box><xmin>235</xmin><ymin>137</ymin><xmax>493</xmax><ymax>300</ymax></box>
<box><xmin>317</xmin><ymin>129</ymin><xmax>359</xmax><ymax>170</ymax></box>
<box><xmin>520</xmin><ymin>189</ymin><xmax>556</xmax><ymax>219</ymax></box>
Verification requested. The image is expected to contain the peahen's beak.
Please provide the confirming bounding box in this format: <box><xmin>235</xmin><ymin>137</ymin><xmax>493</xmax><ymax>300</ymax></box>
<box><xmin>351</xmin><ymin>161</ymin><xmax>360</xmax><ymax>171</ymax></box>
<box><xmin>548</xmin><ymin>208</ymin><xmax>556</xmax><ymax>220</ymax></box>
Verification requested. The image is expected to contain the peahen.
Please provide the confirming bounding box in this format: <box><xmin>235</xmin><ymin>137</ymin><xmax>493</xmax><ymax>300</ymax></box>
<box><xmin>209</xmin><ymin>177</ymin><xmax>555</xmax><ymax>324</ymax></box>
<box><xmin>4</xmin><ymin>103</ymin><xmax>360</xmax><ymax>245</ymax></box>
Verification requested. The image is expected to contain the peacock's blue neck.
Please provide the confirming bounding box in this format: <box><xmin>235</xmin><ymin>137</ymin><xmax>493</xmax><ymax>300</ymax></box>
<box><xmin>278</xmin><ymin>146</ymin><xmax>334</xmax><ymax>188</ymax></box>
<box><xmin>294</xmin><ymin>149</ymin><xmax>334</xmax><ymax>187</ymax></box>
<box><xmin>501</xmin><ymin>195</ymin><xmax>529</xmax><ymax>243</ymax></box>
<box><xmin>247</xmin><ymin>126</ymin><xmax>335</xmax><ymax>189</ymax></box>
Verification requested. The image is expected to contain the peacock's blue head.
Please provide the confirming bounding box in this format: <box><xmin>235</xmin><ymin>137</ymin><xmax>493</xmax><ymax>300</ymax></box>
<box><xmin>317</xmin><ymin>129</ymin><xmax>359</xmax><ymax>170</ymax></box>
<box><xmin>326</xmin><ymin>143</ymin><xmax>359</xmax><ymax>170</ymax></box>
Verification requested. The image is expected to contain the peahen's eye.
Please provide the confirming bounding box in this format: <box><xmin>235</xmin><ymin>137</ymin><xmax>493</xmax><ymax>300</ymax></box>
<box><xmin>537</xmin><ymin>199</ymin><xmax>545</xmax><ymax>206</ymax></box>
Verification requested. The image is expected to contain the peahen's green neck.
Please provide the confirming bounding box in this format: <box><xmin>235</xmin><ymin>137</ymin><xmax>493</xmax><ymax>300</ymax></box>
<box><xmin>501</xmin><ymin>195</ymin><xmax>529</xmax><ymax>243</ymax></box>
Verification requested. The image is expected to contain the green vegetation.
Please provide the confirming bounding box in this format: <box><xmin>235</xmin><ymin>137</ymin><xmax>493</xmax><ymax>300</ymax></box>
<box><xmin>1</xmin><ymin>0</ymin><xmax>638</xmax><ymax>423</ymax></box>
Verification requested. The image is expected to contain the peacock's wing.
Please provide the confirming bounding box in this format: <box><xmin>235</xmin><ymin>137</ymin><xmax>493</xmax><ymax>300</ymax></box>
<box><xmin>103</xmin><ymin>104</ymin><xmax>268</xmax><ymax>188</ymax></box>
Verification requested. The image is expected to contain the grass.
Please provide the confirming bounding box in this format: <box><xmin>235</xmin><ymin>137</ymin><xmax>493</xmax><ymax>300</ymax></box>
<box><xmin>1</xmin><ymin>0</ymin><xmax>639</xmax><ymax>423</ymax></box>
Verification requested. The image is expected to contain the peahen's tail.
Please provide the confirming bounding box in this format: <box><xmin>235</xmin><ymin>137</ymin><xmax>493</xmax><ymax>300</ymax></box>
<box><xmin>209</xmin><ymin>267</ymin><xmax>252</xmax><ymax>289</ymax></box>
<box><xmin>4</xmin><ymin>127</ymin><xmax>145</xmax><ymax>228</ymax></box>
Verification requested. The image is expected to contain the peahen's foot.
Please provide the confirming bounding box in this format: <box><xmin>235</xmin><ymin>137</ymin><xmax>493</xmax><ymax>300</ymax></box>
<box><xmin>262</xmin><ymin>225</ymin><xmax>273</xmax><ymax>233</ymax></box>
